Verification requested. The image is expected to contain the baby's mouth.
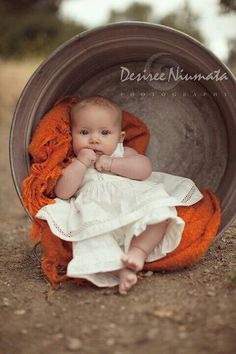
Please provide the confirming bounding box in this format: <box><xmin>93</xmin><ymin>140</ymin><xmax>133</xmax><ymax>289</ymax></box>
<box><xmin>93</xmin><ymin>149</ymin><xmax>103</xmax><ymax>155</ymax></box>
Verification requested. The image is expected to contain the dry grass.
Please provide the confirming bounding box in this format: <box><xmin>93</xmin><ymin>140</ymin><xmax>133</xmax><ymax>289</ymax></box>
<box><xmin>0</xmin><ymin>58</ymin><xmax>41</xmax><ymax>121</ymax></box>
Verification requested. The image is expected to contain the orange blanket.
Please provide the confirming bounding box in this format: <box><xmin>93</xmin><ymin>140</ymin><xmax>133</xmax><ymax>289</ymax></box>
<box><xmin>22</xmin><ymin>96</ymin><xmax>221</xmax><ymax>288</ymax></box>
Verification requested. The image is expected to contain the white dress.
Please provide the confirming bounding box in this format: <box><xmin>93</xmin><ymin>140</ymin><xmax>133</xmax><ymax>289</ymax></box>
<box><xmin>36</xmin><ymin>143</ymin><xmax>203</xmax><ymax>287</ymax></box>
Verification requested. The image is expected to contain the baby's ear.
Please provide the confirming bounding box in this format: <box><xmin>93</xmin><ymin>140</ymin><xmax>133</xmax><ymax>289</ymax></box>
<box><xmin>120</xmin><ymin>131</ymin><xmax>126</xmax><ymax>142</ymax></box>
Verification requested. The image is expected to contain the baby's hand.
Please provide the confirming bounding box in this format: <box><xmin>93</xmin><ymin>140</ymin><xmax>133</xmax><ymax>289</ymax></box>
<box><xmin>77</xmin><ymin>148</ymin><xmax>97</xmax><ymax>167</ymax></box>
<box><xmin>95</xmin><ymin>155</ymin><xmax>113</xmax><ymax>172</ymax></box>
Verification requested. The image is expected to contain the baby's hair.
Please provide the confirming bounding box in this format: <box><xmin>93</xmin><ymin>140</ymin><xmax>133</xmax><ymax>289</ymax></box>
<box><xmin>70</xmin><ymin>96</ymin><xmax>122</xmax><ymax>128</ymax></box>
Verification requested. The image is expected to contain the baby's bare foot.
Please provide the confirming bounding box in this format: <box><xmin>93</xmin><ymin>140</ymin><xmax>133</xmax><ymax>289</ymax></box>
<box><xmin>118</xmin><ymin>268</ymin><xmax>137</xmax><ymax>295</ymax></box>
<box><xmin>122</xmin><ymin>246</ymin><xmax>147</xmax><ymax>272</ymax></box>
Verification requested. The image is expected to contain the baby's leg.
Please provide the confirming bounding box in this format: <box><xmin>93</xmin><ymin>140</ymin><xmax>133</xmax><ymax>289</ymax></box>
<box><xmin>122</xmin><ymin>221</ymin><xmax>168</xmax><ymax>272</ymax></box>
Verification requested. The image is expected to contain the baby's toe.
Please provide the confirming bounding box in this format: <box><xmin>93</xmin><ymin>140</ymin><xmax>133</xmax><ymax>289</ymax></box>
<box><xmin>127</xmin><ymin>272</ymin><xmax>137</xmax><ymax>286</ymax></box>
<box><xmin>119</xmin><ymin>283</ymin><xmax>128</xmax><ymax>295</ymax></box>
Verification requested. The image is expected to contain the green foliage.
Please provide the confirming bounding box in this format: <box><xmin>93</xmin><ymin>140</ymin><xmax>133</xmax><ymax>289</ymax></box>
<box><xmin>219</xmin><ymin>0</ymin><xmax>236</xmax><ymax>71</ymax></box>
<box><xmin>0</xmin><ymin>0</ymin><xmax>86</xmax><ymax>58</ymax></box>
<box><xmin>226</xmin><ymin>39</ymin><xmax>236</xmax><ymax>74</ymax></box>
<box><xmin>0</xmin><ymin>0</ymin><xmax>62</xmax><ymax>14</ymax></box>
<box><xmin>109</xmin><ymin>2</ymin><xmax>153</xmax><ymax>22</ymax></box>
<box><xmin>108</xmin><ymin>1</ymin><xmax>205</xmax><ymax>44</ymax></box>
<box><xmin>159</xmin><ymin>2</ymin><xmax>205</xmax><ymax>44</ymax></box>
<box><xmin>219</xmin><ymin>0</ymin><xmax>236</xmax><ymax>12</ymax></box>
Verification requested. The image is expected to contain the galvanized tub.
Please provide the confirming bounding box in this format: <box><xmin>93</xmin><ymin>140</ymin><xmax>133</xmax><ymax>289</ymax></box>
<box><xmin>10</xmin><ymin>22</ymin><xmax>236</xmax><ymax>236</ymax></box>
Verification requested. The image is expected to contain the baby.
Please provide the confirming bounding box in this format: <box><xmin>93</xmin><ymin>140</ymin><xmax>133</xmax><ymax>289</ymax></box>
<box><xmin>37</xmin><ymin>95</ymin><xmax>203</xmax><ymax>295</ymax></box>
<box><xmin>54</xmin><ymin>96</ymin><xmax>167</xmax><ymax>294</ymax></box>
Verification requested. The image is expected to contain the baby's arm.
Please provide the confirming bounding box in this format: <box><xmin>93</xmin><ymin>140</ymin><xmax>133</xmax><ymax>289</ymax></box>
<box><xmin>54</xmin><ymin>148</ymin><xmax>96</xmax><ymax>199</ymax></box>
<box><xmin>96</xmin><ymin>147</ymin><xmax>152</xmax><ymax>180</ymax></box>
<box><xmin>111</xmin><ymin>147</ymin><xmax>152</xmax><ymax>180</ymax></box>
<box><xmin>54</xmin><ymin>159</ymin><xmax>87</xmax><ymax>199</ymax></box>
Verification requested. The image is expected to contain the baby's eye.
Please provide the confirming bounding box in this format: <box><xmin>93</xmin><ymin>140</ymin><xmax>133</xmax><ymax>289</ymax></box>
<box><xmin>79</xmin><ymin>129</ymin><xmax>89</xmax><ymax>135</ymax></box>
<box><xmin>101</xmin><ymin>129</ymin><xmax>110</xmax><ymax>136</ymax></box>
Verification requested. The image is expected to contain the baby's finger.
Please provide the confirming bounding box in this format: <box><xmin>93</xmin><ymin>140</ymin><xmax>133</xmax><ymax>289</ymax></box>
<box><xmin>95</xmin><ymin>161</ymin><xmax>102</xmax><ymax>171</ymax></box>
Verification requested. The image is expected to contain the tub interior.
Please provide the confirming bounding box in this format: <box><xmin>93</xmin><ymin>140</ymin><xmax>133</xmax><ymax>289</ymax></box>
<box><xmin>29</xmin><ymin>48</ymin><xmax>229</xmax><ymax>194</ymax></box>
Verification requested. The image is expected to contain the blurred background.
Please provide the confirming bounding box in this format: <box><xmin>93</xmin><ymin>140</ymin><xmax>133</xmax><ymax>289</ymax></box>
<box><xmin>0</xmin><ymin>0</ymin><xmax>236</xmax><ymax>123</ymax></box>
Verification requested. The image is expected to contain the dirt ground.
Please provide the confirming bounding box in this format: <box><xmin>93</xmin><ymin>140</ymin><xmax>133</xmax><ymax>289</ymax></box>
<box><xmin>0</xmin><ymin>60</ymin><xmax>235</xmax><ymax>354</ymax></box>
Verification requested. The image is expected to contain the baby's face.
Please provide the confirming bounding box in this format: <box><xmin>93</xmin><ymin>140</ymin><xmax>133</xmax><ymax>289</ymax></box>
<box><xmin>71</xmin><ymin>104</ymin><xmax>125</xmax><ymax>157</ymax></box>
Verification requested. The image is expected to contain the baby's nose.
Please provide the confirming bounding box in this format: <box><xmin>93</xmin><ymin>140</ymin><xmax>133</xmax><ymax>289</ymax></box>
<box><xmin>89</xmin><ymin>133</ymin><xmax>100</xmax><ymax>143</ymax></box>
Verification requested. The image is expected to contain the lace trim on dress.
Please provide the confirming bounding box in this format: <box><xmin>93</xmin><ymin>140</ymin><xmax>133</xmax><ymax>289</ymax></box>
<box><xmin>41</xmin><ymin>207</ymin><xmax>73</xmax><ymax>238</ymax></box>
<box><xmin>181</xmin><ymin>184</ymin><xmax>197</xmax><ymax>205</ymax></box>
<box><xmin>41</xmin><ymin>207</ymin><xmax>122</xmax><ymax>238</ymax></box>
